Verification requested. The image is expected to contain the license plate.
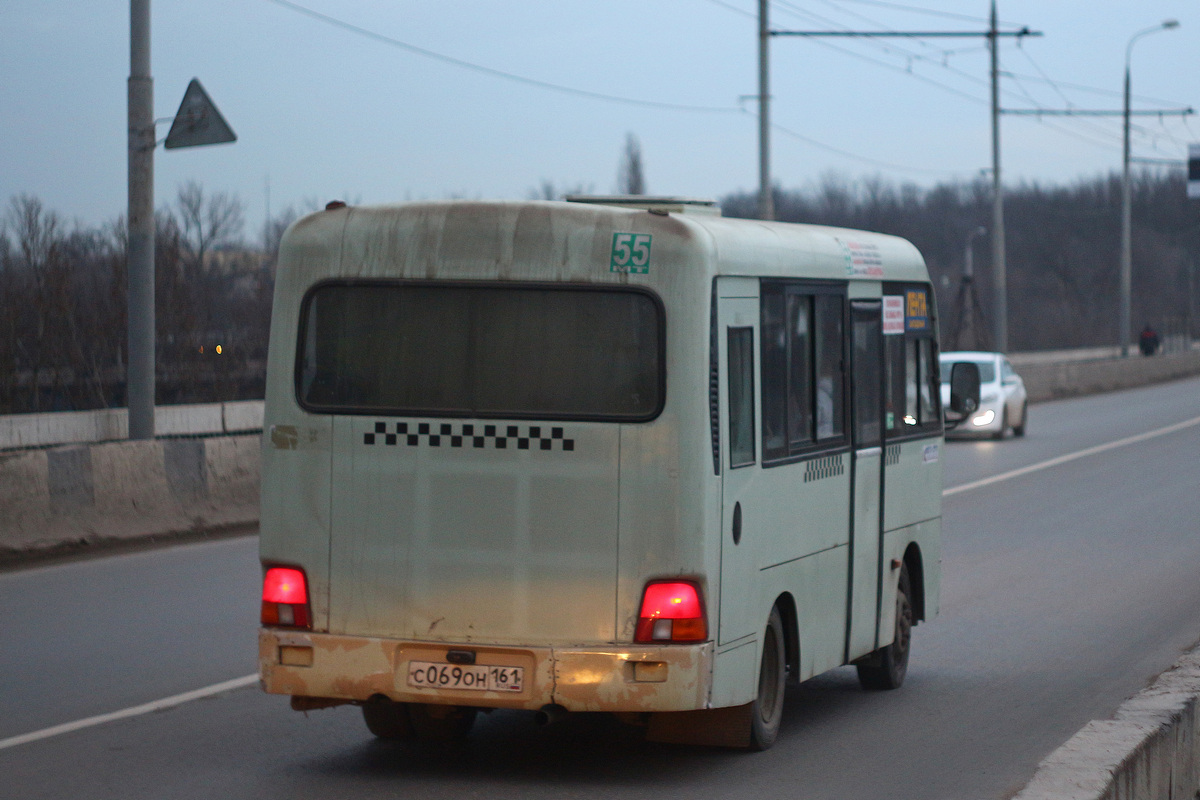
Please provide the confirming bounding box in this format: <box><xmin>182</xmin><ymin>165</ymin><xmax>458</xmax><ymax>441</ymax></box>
<box><xmin>407</xmin><ymin>661</ymin><xmax>524</xmax><ymax>692</ymax></box>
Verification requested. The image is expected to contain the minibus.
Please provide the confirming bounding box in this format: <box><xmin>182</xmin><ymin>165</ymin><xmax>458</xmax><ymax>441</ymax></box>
<box><xmin>257</xmin><ymin>196</ymin><xmax>972</xmax><ymax>749</ymax></box>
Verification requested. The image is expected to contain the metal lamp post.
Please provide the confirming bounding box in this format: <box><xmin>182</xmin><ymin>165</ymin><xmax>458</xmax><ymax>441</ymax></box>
<box><xmin>1121</xmin><ymin>19</ymin><xmax>1180</xmax><ymax>357</ymax></box>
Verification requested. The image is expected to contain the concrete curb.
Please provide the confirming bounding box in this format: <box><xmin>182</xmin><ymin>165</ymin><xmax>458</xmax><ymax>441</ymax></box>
<box><xmin>0</xmin><ymin>434</ymin><xmax>260</xmax><ymax>558</ymax></box>
<box><xmin>1015</xmin><ymin>648</ymin><xmax>1200</xmax><ymax>800</ymax></box>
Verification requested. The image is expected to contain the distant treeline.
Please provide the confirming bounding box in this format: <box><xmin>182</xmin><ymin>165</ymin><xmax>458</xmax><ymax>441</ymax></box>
<box><xmin>723</xmin><ymin>170</ymin><xmax>1198</xmax><ymax>353</ymax></box>
<box><xmin>1</xmin><ymin>172</ymin><xmax>1196</xmax><ymax>414</ymax></box>
<box><xmin>0</xmin><ymin>185</ymin><xmax>284</xmax><ymax>414</ymax></box>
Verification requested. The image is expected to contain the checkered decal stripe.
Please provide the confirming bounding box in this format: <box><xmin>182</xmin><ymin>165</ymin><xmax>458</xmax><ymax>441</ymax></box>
<box><xmin>803</xmin><ymin>454</ymin><xmax>845</xmax><ymax>483</ymax></box>
<box><xmin>885</xmin><ymin>444</ymin><xmax>901</xmax><ymax>466</ymax></box>
<box><xmin>363</xmin><ymin>422</ymin><xmax>575</xmax><ymax>452</ymax></box>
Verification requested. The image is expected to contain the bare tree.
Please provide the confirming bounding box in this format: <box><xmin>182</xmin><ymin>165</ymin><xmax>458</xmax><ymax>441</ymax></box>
<box><xmin>6</xmin><ymin>195</ymin><xmax>65</xmax><ymax>410</ymax></box>
<box><xmin>527</xmin><ymin>181</ymin><xmax>595</xmax><ymax>201</ymax></box>
<box><xmin>261</xmin><ymin>197</ymin><xmax>323</xmax><ymax>264</ymax></box>
<box><xmin>174</xmin><ymin>180</ymin><xmax>245</xmax><ymax>274</ymax></box>
<box><xmin>617</xmin><ymin>133</ymin><xmax>646</xmax><ymax>195</ymax></box>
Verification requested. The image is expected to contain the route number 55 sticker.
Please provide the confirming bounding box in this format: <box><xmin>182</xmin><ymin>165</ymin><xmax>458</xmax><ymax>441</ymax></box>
<box><xmin>611</xmin><ymin>233</ymin><xmax>652</xmax><ymax>274</ymax></box>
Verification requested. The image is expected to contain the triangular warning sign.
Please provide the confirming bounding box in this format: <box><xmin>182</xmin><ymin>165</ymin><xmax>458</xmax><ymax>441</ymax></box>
<box><xmin>164</xmin><ymin>79</ymin><xmax>236</xmax><ymax>150</ymax></box>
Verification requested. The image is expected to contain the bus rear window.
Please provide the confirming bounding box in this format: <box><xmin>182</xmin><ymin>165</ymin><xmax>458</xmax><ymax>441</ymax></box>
<box><xmin>296</xmin><ymin>283</ymin><xmax>664</xmax><ymax>420</ymax></box>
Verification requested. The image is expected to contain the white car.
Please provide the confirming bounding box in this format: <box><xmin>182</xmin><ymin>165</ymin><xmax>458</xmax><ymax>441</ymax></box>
<box><xmin>939</xmin><ymin>351</ymin><xmax>1028</xmax><ymax>438</ymax></box>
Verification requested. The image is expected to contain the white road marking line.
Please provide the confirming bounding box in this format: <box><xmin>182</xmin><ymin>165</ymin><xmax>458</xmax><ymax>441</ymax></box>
<box><xmin>0</xmin><ymin>673</ymin><xmax>259</xmax><ymax>751</ymax></box>
<box><xmin>944</xmin><ymin>415</ymin><xmax>1200</xmax><ymax>497</ymax></box>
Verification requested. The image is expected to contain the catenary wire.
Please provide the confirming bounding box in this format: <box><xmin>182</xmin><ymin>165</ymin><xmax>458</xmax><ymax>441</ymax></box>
<box><xmin>265</xmin><ymin>0</ymin><xmax>741</xmax><ymax>114</ymax></box>
<box><xmin>269</xmin><ymin>0</ymin><xmax>959</xmax><ymax>177</ymax></box>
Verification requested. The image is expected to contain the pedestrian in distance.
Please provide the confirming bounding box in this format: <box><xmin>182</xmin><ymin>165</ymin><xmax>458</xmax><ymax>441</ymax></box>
<box><xmin>1138</xmin><ymin>323</ymin><xmax>1160</xmax><ymax>356</ymax></box>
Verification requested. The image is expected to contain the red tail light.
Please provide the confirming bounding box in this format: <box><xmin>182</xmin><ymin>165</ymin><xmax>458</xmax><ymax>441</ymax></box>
<box><xmin>261</xmin><ymin>566</ymin><xmax>311</xmax><ymax>628</ymax></box>
<box><xmin>634</xmin><ymin>581</ymin><xmax>707</xmax><ymax>643</ymax></box>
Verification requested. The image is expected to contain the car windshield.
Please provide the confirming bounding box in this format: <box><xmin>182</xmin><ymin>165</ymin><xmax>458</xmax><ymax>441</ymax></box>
<box><xmin>940</xmin><ymin>359</ymin><xmax>996</xmax><ymax>383</ymax></box>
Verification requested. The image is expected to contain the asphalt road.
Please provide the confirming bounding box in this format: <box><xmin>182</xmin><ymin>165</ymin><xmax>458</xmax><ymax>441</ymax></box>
<box><xmin>3</xmin><ymin>376</ymin><xmax>1199</xmax><ymax>800</ymax></box>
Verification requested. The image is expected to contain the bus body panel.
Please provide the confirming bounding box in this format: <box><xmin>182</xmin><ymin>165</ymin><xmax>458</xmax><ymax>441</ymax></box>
<box><xmin>883</xmin><ymin>438</ymin><xmax>943</xmax><ymax>533</ymax></box>
<box><xmin>326</xmin><ymin>417</ymin><xmax>622</xmax><ymax>644</ymax></box>
<box><xmin>259</xmin><ymin>211</ymin><xmax>345</xmax><ymax>631</ymax></box>
<box><xmin>878</xmin><ymin>517</ymin><xmax>941</xmax><ymax>645</ymax></box>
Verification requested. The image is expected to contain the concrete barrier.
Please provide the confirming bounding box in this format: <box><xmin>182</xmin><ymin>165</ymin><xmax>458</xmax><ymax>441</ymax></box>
<box><xmin>1012</xmin><ymin>349</ymin><xmax>1200</xmax><ymax>403</ymax></box>
<box><xmin>0</xmin><ymin>400</ymin><xmax>263</xmax><ymax>451</ymax></box>
<box><xmin>0</xmin><ymin>434</ymin><xmax>260</xmax><ymax>560</ymax></box>
<box><xmin>1015</xmin><ymin>646</ymin><xmax>1200</xmax><ymax>800</ymax></box>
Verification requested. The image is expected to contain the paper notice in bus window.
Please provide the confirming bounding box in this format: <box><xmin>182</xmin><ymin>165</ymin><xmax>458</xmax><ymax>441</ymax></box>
<box><xmin>838</xmin><ymin>239</ymin><xmax>884</xmax><ymax>277</ymax></box>
<box><xmin>883</xmin><ymin>296</ymin><xmax>905</xmax><ymax>335</ymax></box>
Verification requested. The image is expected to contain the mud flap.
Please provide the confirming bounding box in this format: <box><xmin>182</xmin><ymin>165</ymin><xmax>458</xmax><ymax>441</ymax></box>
<box><xmin>645</xmin><ymin>703</ymin><xmax>754</xmax><ymax>748</ymax></box>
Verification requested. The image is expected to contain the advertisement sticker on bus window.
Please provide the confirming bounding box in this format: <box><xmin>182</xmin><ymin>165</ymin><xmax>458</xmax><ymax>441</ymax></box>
<box><xmin>611</xmin><ymin>233</ymin><xmax>652</xmax><ymax>274</ymax></box>
<box><xmin>905</xmin><ymin>289</ymin><xmax>929</xmax><ymax>331</ymax></box>
<box><xmin>837</xmin><ymin>238</ymin><xmax>884</xmax><ymax>278</ymax></box>
<box><xmin>883</xmin><ymin>296</ymin><xmax>905</xmax><ymax>334</ymax></box>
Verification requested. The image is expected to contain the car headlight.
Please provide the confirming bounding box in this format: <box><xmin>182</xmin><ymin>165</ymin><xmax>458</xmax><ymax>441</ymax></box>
<box><xmin>972</xmin><ymin>409</ymin><xmax>996</xmax><ymax>427</ymax></box>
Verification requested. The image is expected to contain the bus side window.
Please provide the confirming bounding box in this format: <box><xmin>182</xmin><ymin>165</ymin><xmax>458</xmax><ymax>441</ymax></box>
<box><xmin>761</xmin><ymin>284</ymin><xmax>847</xmax><ymax>461</ymax></box>
<box><xmin>905</xmin><ymin>338</ymin><xmax>920</xmax><ymax>426</ymax></box>
<box><xmin>882</xmin><ymin>284</ymin><xmax>940</xmax><ymax>437</ymax></box>
<box><xmin>728</xmin><ymin>327</ymin><xmax>757</xmax><ymax>468</ymax></box>
<box><xmin>760</xmin><ymin>288</ymin><xmax>788</xmax><ymax>460</ymax></box>
<box><xmin>786</xmin><ymin>294</ymin><xmax>813</xmax><ymax>450</ymax></box>
<box><xmin>885</xmin><ymin>335</ymin><xmax>939</xmax><ymax>431</ymax></box>
<box><xmin>919</xmin><ymin>338</ymin><xmax>938</xmax><ymax>422</ymax></box>
<box><xmin>813</xmin><ymin>294</ymin><xmax>844</xmax><ymax>441</ymax></box>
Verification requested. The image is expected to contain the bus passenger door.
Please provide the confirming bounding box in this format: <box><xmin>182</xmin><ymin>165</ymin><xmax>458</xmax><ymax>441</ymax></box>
<box><xmin>717</xmin><ymin>281</ymin><xmax>760</xmax><ymax>646</ymax></box>
<box><xmin>847</xmin><ymin>300</ymin><xmax>884</xmax><ymax>661</ymax></box>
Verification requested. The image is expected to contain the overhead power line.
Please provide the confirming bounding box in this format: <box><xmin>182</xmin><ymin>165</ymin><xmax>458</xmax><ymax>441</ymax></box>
<box><xmin>265</xmin><ymin>0</ymin><xmax>739</xmax><ymax>114</ymax></box>
<box><xmin>826</xmin><ymin>0</ymin><xmax>1017</xmax><ymax>27</ymax></box>
<box><xmin>266</xmin><ymin>0</ymin><xmax>956</xmax><ymax>179</ymax></box>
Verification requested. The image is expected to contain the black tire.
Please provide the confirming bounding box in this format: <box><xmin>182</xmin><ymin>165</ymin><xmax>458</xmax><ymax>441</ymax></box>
<box><xmin>362</xmin><ymin>697</ymin><xmax>414</xmax><ymax>740</ymax></box>
<box><xmin>856</xmin><ymin>564</ymin><xmax>913</xmax><ymax>691</ymax></box>
<box><xmin>749</xmin><ymin>607</ymin><xmax>787</xmax><ymax>750</ymax></box>
<box><xmin>1012</xmin><ymin>402</ymin><xmax>1028</xmax><ymax>437</ymax></box>
<box><xmin>407</xmin><ymin>703</ymin><xmax>477</xmax><ymax>743</ymax></box>
<box><xmin>992</xmin><ymin>407</ymin><xmax>1008</xmax><ymax>440</ymax></box>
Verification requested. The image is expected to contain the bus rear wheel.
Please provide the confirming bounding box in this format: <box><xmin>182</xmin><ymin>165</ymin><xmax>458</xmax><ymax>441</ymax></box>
<box><xmin>856</xmin><ymin>564</ymin><xmax>912</xmax><ymax>691</ymax></box>
<box><xmin>749</xmin><ymin>606</ymin><xmax>786</xmax><ymax>750</ymax></box>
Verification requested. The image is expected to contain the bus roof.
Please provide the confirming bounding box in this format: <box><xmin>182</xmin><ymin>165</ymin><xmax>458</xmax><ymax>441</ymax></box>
<box><xmin>277</xmin><ymin>199</ymin><xmax>930</xmax><ymax>288</ymax></box>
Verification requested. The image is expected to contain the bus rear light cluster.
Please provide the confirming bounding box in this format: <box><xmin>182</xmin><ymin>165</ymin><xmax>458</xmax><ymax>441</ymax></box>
<box><xmin>261</xmin><ymin>566</ymin><xmax>311</xmax><ymax>628</ymax></box>
<box><xmin>634</xmin><ymin>581</ymin><xmax>707</xmax><ymax>643</ymax></box>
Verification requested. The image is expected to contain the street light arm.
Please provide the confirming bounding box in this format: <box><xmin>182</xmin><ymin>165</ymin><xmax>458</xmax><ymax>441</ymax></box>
<box><xmin>1126</xmin><ymin>20</ymin><xmax>1180</xmax><ymax>68</ymax></box>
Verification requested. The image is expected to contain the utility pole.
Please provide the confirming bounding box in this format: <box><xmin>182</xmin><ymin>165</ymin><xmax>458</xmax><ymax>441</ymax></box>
<box><xmin>762</xmin><ymin>6</ymin><xmax>1038</xmax><ymax>333</ymax></box>
<box><xmin>758</xmin><ymin>0</ymin><xmax>773</xmax><ymax>221</ymax></box>
<box><xmin>989</xmin><ymin>0</ymin><xmax>1007</xmax><ymax>353</ymax></box>
<box><xmin>128</xmin><ymin>0</ymin><xmax>155</xmax><ymax>439</ymax></box>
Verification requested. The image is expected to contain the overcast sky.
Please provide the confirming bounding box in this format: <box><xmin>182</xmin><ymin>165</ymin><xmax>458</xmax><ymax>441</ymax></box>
<box><xmin>2</xmin><ymin>0</ymin><xmax>1197</xmax><ymax>238</ymax></box>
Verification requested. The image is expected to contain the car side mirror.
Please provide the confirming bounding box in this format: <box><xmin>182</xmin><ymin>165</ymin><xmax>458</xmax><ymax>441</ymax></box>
<box><xmin>948</xmin><ymin>362</ymin><xmax>981</xmax><ymax>418</ymax></box>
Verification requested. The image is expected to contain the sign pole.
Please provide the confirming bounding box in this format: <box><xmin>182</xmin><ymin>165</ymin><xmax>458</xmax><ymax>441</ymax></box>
<box><xmin>127</xmin><ymin>0</ymin><xmax>155</xmax><ymax>439</ymax></box>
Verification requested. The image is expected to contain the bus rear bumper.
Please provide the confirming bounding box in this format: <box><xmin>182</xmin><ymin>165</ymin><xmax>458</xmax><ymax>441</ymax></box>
<box><xmin>259</xmin><ymin>628</ymin><xmax>714</xmax><ymax>713</ymax></box>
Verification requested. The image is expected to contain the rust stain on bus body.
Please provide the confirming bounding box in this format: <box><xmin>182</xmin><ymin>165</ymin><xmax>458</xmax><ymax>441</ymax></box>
<box><xmin>259</xmin><ymin>629</ymin><xmax>713</xmax><ymax>714</ymax></box>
